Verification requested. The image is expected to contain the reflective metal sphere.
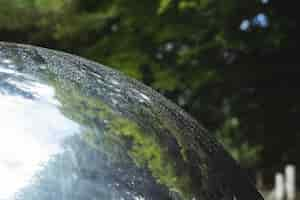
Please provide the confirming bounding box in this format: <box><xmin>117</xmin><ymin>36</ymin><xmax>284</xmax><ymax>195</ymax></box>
<box><xmin>0</xmin><ymin>42</ymin><xmax>263</xmax><ymax>200</ymax></box>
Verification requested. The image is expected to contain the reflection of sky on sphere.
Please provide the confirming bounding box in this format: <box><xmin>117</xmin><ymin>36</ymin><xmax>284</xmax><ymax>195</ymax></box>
<box><xmin>0</xmin><ymin>43</ymin><xmax>264</xmax><ymax>200</ymax></box>
<box><xmin>0</xmin><ymin>63</ymin><xmax>79</xmax><ymax>199</ymax></box>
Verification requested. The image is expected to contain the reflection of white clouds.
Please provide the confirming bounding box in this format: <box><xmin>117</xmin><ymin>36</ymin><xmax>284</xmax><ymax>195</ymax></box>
<box><xmin>0</xmin><ymin>67</ymin><xmax>79</xmax><ymax>199</ymax></box>
<box><xmin>0</xmin><ymin>66</ymin><xmax>20</xmax><ymax>75</ymax></box>
<box><xmin>1</xmin><ymin>59</ymin><xmax>13</xmax><ymax>64</ymax></box>
<box><xmin>109</xmin><ymin>78</ymin><xmax>120</xmax><ymax>86</ymax></box>
<box><xmin>130</xmin><ymin>89</ymin><xmax>151</xmax><ymax>103</ymax></box>
<box><xmin>7</xmin><ymin>78</ymin><xmax>60</xmax><ymax>106</ymax></box>
<box><xmin>8</xmin><ymin>64</ymin><xmax>16</xmax><ymax>69</ymax></box>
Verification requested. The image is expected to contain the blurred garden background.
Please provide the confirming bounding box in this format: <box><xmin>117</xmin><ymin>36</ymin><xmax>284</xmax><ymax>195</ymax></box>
<box><xmin>1</xmin><ymin>0</ymin><xmax>299</xmax><ymax>192</ymax></box>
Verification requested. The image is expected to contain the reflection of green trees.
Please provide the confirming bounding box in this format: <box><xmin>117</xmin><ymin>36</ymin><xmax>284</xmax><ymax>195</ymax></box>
<box><xmin>109</xmin><ymin>117</ymin><xmax>193</xmax><ymax>198</ymax></box>
<box><xmin>51</xmin><ymin>79</ymin><xmax>198</xmax><ymax>199</ymax></box>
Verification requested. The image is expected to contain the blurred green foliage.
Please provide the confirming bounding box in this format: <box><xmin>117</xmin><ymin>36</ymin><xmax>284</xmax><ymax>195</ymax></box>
<box><xmin>1</xmin><ymin>0</ymin><xmax>300</xmax><ymax>179</ymax></box>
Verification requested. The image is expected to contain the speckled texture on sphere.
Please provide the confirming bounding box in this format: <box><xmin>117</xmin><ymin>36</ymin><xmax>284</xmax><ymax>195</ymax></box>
<box><xmin>0</xmin><ymin>42</ymin><xmax>263</xmax><ymax>200</ymax></box>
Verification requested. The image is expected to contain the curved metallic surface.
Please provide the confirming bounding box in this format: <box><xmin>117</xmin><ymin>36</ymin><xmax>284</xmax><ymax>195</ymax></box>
<box><xmin>0</xmin><ymin>42</ymin><xmax>263</xmax><ymax>200</ymax></box>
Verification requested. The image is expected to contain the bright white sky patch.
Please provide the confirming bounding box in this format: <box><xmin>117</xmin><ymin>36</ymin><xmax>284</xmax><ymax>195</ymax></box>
<box><xmin>253</xmin><ymin>13</ymin><xmax>269</xmax><ymax>28</ymax></box>
<box><xmin>240</xmin><ymin>19</ymin><xmax>250</xmax><ymax>31</ymax></box>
